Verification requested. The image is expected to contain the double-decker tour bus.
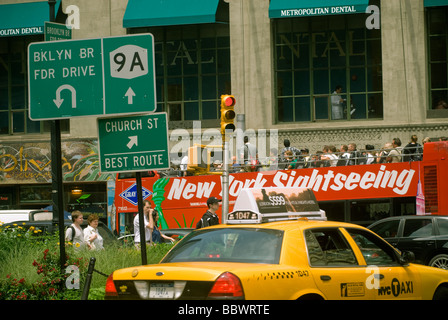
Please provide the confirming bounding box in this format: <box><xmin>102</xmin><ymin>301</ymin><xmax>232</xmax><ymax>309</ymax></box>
<box><xmin>111</xmin><ymin>141</ymin><xmax>447</xmax><ymax>235</ymax></box>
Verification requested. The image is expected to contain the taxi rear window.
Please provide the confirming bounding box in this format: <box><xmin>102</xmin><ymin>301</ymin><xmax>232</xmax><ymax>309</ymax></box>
<box><xmin>162</xmin><ymin>228</ymin><xmax>284</xmax><ymax>264</ymax></box>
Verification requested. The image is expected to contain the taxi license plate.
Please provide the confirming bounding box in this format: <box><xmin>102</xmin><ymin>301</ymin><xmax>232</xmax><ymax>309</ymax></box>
<box><xmin>149</xmin><ymin>283</ymin><xmax>174</xmax><ymax>299</ymax></box>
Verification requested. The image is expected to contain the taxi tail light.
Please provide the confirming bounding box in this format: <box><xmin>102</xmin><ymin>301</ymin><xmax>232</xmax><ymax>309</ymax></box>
<box><xmin>105</xmin><ymin>273</ymin><xmax>118</xmax><ymax>297</ymax></box>
<box><xmin>208</xmin><ymin>272</ymin><xmax>244</xmax><ymax>299</ymax></box>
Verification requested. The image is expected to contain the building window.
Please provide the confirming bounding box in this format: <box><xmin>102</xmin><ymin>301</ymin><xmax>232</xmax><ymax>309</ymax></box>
<box><xmin>131</xmin><ymin>24</ymin><xmax>231</xmax><ymax>126</ymax></box>
<box><xmin>427</xmin><ymin>7</ymin><xmax>448</xmax><ymax>110</ymax></box>
<box><xmin>274</xmin><ymin>13</ymin><xmax>383</xmax><ymax>123</ymax></box>
<box><xmin>0</xmin><ymin>36</ymin><xmax>69</xmax><ymax>135</ymax></box>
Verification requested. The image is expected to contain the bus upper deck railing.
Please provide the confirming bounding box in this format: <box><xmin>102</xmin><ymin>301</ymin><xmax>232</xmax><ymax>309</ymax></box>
<box><xmin>149</xmin><ymin>148</ymin><xmax>424</xmax><ymax>177</ymax></box>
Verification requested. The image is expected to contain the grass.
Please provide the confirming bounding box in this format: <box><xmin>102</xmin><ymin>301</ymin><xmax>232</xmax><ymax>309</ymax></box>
<box><xmin>0</xmin><ymin>224</ymin><xmax>173</xmax><ymax>300</ymax></box>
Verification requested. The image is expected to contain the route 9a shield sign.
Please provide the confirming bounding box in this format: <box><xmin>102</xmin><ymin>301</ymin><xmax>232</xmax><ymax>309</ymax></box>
<box><xmin>109</xmin><ymin>45</ymin><xmax>149</xmax><ymax>79</ymax></box>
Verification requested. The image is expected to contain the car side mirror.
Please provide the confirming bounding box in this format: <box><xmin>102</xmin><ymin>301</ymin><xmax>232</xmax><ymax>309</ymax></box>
<box><xmin>400</xmin><ymin>251</ymin><xmax>415</xmax><ymax>265</ymax></box>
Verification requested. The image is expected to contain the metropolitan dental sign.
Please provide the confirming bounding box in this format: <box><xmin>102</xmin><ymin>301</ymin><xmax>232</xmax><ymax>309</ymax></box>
<box><xmin>0</xmin><ymin>26</ymin><xmax>43</xmax><ymax>37</ymax></box>
<box><xmin>269</xmin><ymin>1</ymin><xmax>370</xmax><ymax>18</ymax></box>
<box><xmin>280</xmin><ymin>6</ymin><xmax>359</xmax><ymax>17</ymax></box>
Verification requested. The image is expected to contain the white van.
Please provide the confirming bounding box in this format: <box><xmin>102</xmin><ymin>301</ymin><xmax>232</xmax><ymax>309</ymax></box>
<box><xmin>0</xmin><ymin>210</ymin><xmax>53</xmax><ymax>224</ymax></box>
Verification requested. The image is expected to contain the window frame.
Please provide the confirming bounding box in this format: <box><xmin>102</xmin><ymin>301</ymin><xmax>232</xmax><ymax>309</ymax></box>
<box><xmin>0</xmin><ymin>35</ymin><xmax>69</xmax><ymax>135</ymax></box>
<box><xmin>129</xmin><ymin>24</ymin><xmax>231</xmax><ymax>127</ymax></box>
<box><xmin>273</xmin><ymin>14</ymin><xmax>383</xmax><ymax>123</ymax></box>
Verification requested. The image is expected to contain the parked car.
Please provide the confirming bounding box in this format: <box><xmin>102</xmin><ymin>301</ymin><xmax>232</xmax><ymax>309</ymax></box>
<box><xmin>1</xmin><ymin>219</ymin><xmax>117</xmax><ymax>246</ymax></box>
<box><xmin>368</xmin><ymin>215</ymin><xmax>448</xmax><ymax>269</ymax></box>
<box><xmin>0</xmin><ymin>209</ymin><xmax>53</xmax><ymax>224</ymax></box>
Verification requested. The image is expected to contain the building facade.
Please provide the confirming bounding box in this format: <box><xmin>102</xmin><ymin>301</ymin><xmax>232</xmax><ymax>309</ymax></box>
<box><xmin>0</xmin><ymin>0</ymin><xmax>447</xmax><ymax>212</ymax></box>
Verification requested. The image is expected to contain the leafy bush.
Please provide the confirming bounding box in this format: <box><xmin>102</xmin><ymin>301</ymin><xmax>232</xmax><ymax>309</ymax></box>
<box><xmin>0</xmin><ymin>222</ymin><xmax>173</xmax><ymax>300</ymax></box>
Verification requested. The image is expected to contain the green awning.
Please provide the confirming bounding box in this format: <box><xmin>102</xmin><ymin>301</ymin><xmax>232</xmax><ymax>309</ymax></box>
<box><xmin>269</xmin><ymin>0</ymin><xmax>370</xmax><ymax>18</ymax></box>
<box><xmin>0</xmin><ymin>1</ymin><xmax>61</xmax><ymax>37</ymax></box>
<box><xmin>424</xmin><ymin>0</ymin><xmax>448</xmax><ymax>7</ymax></box>
<box><xmin>123</xmin><ymin>0</ymin><xmax>227</xmax><ymax>28</ymax></box>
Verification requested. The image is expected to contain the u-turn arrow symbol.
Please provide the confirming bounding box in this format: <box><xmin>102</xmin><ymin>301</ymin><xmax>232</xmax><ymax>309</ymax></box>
<box><xmin>53</xmin><ymin>84</ymin><xmax>77</xmax><ymax>109</ymax></box>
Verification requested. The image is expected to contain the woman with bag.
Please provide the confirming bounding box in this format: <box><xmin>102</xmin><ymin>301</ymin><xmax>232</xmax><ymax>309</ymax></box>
<box><xmin>84</xmin><ymin>214</ymin><xmax>104</xmax><ymax>250</ymax></box>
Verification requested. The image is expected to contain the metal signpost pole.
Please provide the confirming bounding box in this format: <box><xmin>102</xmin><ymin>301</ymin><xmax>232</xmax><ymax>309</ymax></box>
<box><xmin>136</xmin><ymin>172</ymin><xmax>147</xmax><ymax>265</ymax></box>
<box><xmin>48</xmin><ymin>0</ymin><xmax>66</xmax><ymax>272</ymax></box>
<box><xmin>222</xmin><ymin>140</ymin><xmax>229</xmax><ymax>224</ymax></box>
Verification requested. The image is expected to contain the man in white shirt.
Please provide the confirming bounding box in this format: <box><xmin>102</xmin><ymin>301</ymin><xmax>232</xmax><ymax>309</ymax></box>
<box><xmin>331</xmin><ymin>85</ymin><xmax>345</xmax><ymax>120</ymax></box>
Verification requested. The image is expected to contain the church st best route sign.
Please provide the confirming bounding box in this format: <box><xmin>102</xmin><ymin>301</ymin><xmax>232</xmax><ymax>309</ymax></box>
<box><xmin>28</xmin><ymin>33</ymin><xmax>156</xmax><ymax>120</ymax></box>
<box><xmin>97</xmin><ymin>113</ymin><xmax>170</xmax><ymax>173</ymax></box>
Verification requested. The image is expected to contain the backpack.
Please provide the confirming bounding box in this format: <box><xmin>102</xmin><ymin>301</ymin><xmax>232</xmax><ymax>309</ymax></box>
<box><xmin>196</xmin><ymin>211</ymin><xmax>218</xmax><ymax>229</ymax></box>
<box><xmin>66</xmin><ymin>225</ymin><xmax>76</xmax><ymax>241</ymax></box>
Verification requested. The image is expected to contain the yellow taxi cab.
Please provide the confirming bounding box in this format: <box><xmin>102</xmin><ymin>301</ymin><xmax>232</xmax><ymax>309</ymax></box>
<box><xmin>105</xmin><ymin>188</ymin><xmax>448</xmax><ymax>300</ymax></box>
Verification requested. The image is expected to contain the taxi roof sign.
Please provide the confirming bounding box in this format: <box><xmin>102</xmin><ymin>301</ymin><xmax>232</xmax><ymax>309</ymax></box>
<box><xmin>227</xmin><ymin>188</ymin><xmax>326</xmax><ymax>224</ymax></box>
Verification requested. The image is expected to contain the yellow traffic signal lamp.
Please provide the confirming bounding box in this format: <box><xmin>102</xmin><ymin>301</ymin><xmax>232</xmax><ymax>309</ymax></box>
<box><xmin>220</xmin><ymin>94</ymin><xmax>236</xmax><ymax>137</ymax></box>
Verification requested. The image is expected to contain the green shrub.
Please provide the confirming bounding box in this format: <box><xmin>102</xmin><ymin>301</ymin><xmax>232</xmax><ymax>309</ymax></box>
<box><xmin>0</xmin><ymin>223</ymin><xmax>174</xmax><ymax>300</ymax></box>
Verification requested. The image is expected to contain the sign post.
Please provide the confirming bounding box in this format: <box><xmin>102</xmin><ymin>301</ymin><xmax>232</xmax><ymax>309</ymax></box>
<box><xmin>44</xmin><ymin>21</ymin><xmax>72</xmax><ymax>41</ymax></box>
<box><xmin>97</xmin><ymin>113</ymin><xmax>170</xmax><ymax>173</ymax></box>
<box><xmin>28</xmin><ymin>33</ymin><xmax>156</xmax><ymax>120</ymax></box>
<box><xmin>28</xmin><ymin>32</ymin><xmax>158</xmax><ymax>268</ymax></box>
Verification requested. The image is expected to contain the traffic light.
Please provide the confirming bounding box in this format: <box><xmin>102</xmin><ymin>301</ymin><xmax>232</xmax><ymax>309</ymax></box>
<box><xmin>220</xmin><ymin>94</ymin><xmax>236</xmax><ymax>137</ymax></box>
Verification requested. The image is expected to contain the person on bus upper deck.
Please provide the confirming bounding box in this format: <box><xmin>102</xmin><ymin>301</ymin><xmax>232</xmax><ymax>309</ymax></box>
<box><xmin>365</xmin><ymin>145</ymin><xmax>377</xmax><ymax>165</ymax></box>
<box><xmin>348</xmin><ymin>143</ymin><xmax>364</xmax><ymax>165</ymax></box>
<box><xmin>387</xmin><ymin>142</ymin><xmax>401</xmax><ymax>163</ymax></box>
<box><xmin>321</xmin><ymin>145</ymin><xmax>338</xmax><ymax>167</ymax></box>
<box><xmin>388</xmin><ymin>138</ymin><xmax>402</xmax><ymax>163</ymax></box>
<box><xmin>337</xmin><ymin>144</ymin><xmax>350</xmax><ymax>166</ymax></box>
<box><xmin>238</xmin><ymin>135</ymin><xmax>258</xmax><ymax>172</ymax></box>
<box><xmin>280</xmin><ymin>139</ymin><xmax>301</xmax><ymax>162</ymax></box>
<box><xmin>403</xmin><ymin>135</ymin><xmax>423</xmax><ymax>162</ymax></box>
<box><xmin>197</xmin><ymin>197</ymin><xmax>221</xmax><ymax>229</ymax></box>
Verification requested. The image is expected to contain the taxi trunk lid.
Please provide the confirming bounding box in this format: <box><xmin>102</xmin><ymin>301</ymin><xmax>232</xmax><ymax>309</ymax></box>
<box><xmin>110</xmin><ymin>262</ymin><xmax>250</xmax><ymax>300</ymax></box>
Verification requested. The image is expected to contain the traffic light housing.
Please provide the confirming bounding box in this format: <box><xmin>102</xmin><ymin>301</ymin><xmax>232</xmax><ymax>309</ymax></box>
<box><xmin>220</xmin><ymin>94</ymin><xmax>236</xmax><ymax>137</ymax></box>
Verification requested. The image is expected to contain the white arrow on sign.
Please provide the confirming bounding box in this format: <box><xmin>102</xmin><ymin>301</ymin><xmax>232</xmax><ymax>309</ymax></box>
<box><xmin>127</xmin><ymin>136</ymin><xmax>138</xmax><ymax>149</ymax></box>
<box><xmin>53</xmin><ymin>84</ymin><xmax>77</xmax><ymax>109</ymax></box>
<box><xmin>125</xmin><ymin>87</ymin><xmax>135</xmax><ymax>105</ymax></box>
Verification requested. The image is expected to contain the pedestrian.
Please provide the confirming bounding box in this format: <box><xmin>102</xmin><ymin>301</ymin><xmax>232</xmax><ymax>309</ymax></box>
<box><xmin>84</xmin><ymin>214</ymin><xmax>103</xmax><ymax>250</ymax></box>
<box><xmin>196</xmin><ymin>197</ymin><xmax>221</xmax><ymax>229</ymax></box>
<box><xmin>133</xmin><ymin>199</ymin><xmax>154</xmax><ymax>247</ymax></box>
<box><xmin>150</xmin><ymin>209</ymin><xmax>175</xmax><ymax>244</ymax></box>
<box><xmin>65</xmin><ymin>210</ymin><xmax>85</xmax><ymax>250</ymax></box>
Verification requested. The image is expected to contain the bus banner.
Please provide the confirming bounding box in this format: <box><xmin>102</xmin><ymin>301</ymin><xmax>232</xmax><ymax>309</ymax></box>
<box><xmin>114</xmin><ymin>162</ymin><xmax>419</xmax><ymax>229</ymax></box>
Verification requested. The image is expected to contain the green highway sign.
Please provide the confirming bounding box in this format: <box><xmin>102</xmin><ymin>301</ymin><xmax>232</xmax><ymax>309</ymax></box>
<box><xmin>28</xmin><ymin>33</ymin><xmax>156</xmax><ymax>120</ymax></box>
<box><xmin>97</xmin><ymin>113</ymin><xmax>170</xmax><ymax>173</ymax></box>
<box><xmin>44</xmin><ymin>22</ymin><xmax>72</xmax><ymax>41</ymax></box>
